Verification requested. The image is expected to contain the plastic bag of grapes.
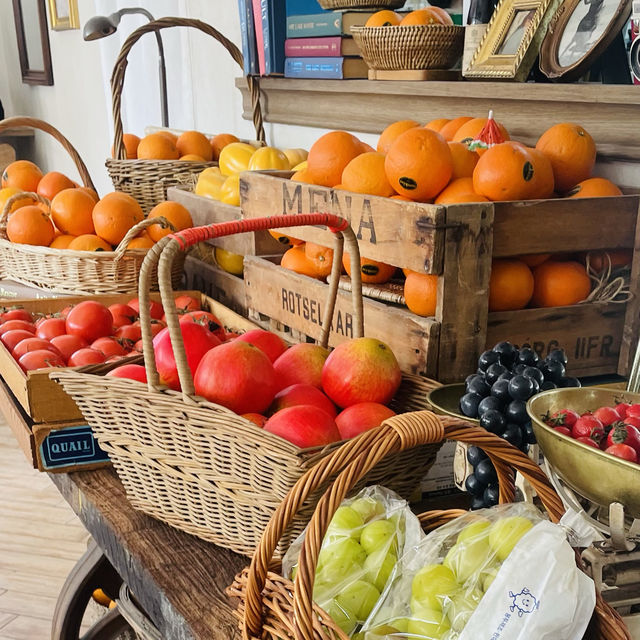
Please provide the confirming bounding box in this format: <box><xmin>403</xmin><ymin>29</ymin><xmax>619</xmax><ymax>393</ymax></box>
<box><xmin>282</xmin><ymin>486</ymin><xmax>423</xmax><ymax>637</ymax></box>
<box><xmin>358</xmin><ymin>503</ymin><xmax>595</xmax><ymax>640</ymax></box>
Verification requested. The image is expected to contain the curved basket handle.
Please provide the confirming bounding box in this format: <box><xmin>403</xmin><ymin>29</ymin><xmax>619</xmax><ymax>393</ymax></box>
<box><xmin>111</xmin><ymin>17</ymin><xmax>265</xmax><ymax>159</ymax></box>
<box><xmin>241</xmin><ymin>412</ymin><xmax>565</xmax><ymax>639</ymax></box>
<box><xmin>137</xmin><ymin>214</ymin><xmax>362</xmax><ymax>398</ymax></box>
<box><xmin>0</xmin><ymin>117</ymin><xmax>96</xmax><ymax>191</ymax></box>
<box><xmin>112</xmin><ymin>216</ymin><xmax>176</xmax><ymax>260</ymax></box>
<box><xmin>0</xmin><ymin>192</ymin><xmax>50</xmax><ymax>237</ymax></box>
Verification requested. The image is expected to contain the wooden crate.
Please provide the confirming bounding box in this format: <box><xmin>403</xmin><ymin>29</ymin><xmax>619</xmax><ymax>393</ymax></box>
<box><xmin>240</xmin><ymin>171</ymin><xmax>640</xmax><ymax>382</ymax></box>
<box><xmin>167</xmin><ymin>185</ymin><xmax>286</xmax><ymax>256</ymax></box>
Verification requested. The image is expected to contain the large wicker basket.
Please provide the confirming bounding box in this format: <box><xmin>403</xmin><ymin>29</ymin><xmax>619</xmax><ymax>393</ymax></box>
<box><xmin>53</xmin><ymin>214</ymin><xmax>442</xmax><ymax>557</ymax></box>
<box><xmin>106</xmin><ymin>17</ymin><xmax>265</xmax><ymax>213</ymax></box>
<box><xmin>318</xmin><ymin>0</ymin><xmax>404</xmax><ymax>8</ymax></box>
<box><xmin>352</xmin><ymin>24</ymin><xmax>465</xmax><ymax>70</ymax></box>
<box><xmin>229</xmin><ymin>412</ymin><xmax>632</xmax><ymax>640</ymax></box>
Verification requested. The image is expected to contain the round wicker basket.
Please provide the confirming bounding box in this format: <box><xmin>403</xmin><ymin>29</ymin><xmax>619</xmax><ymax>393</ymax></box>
<box><xmin>318</xmin><ymin>0</ymin><xmax>405</xmax><ymax>8</ymax></box>
<box><xmin>352</xmin><ymin>24</ymin><xmax>465</xmax><ymax>70</ymax></box>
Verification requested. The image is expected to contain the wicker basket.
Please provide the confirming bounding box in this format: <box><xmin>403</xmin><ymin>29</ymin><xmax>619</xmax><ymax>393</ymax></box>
<box><xmin>229</xmin><ymin>412</ymin><xmax>632</xmax><ymax>640</ymax></box>
<box><xmin>53</xmin><ymin>214</ymin><xmax>442</xmax><ymax>557</ymax></box>
<box><xmin>352</xmin><ymin>24</ymin><xmax>465</xmax><ymax>70</ymax></box>
<box><xmin>106</xmin><ymin>17</ymin><xmax>265</xmax><ymax>213</ymax></box>
<box><xmin>318</xmin><ymin>0</ymin><xmax>404</xmax><ymax>8</ymax></box>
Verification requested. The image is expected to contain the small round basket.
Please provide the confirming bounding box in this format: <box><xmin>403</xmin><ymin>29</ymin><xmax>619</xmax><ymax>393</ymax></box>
<box><xmin>351</xmin><ymin>24</ymin><xmax>465</xmax><ymax>70</ymax></box>
<box><xmin>318</xmin><ymin>0</ymin><xmax>404</xmax><ymax>8</ymax></box>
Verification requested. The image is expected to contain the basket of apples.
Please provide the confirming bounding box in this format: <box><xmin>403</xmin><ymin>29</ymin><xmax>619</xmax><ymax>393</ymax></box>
<box><xmin>52</xmin><ymin>213</ymin><xmax>442</xmax><ymax>557</ymax></box>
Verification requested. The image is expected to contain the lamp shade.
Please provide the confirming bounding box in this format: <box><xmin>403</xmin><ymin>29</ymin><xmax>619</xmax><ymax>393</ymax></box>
<box><xmin>83</xmin><ymin>15</ymin><xmax>118</xmax><ymax>41</ymax></box>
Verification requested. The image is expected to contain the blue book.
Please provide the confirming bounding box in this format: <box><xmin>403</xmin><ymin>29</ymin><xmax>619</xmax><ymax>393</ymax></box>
<box><xmin>285</xmin><ymin>0</ymin><xmax>326</xmax><ymax>16</ymax></box>
<box><xmin>284</xmin><ymin>56</ymin><xmax>368</xmax><ymax>79</ymax></box>
<box><xmin>238</xmin><ymin>0</ymin><xmax>258</xmax><ymax>75</ymax></box>
<box><xmin>262</xmin><ymin>0</ymin><xmax>286</xmax><ymax>75</ymax></box>
<box><xmin>286</xmin><ymin>11</ymin><xmax>375</xmax><ymax>37</ymax></box>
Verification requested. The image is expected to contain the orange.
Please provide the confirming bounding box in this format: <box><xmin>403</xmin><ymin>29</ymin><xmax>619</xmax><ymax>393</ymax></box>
<box><xmin>390</xmin><ymin>194</ymin><xmax>412</xmax><ymax>201</ymax></box>
<box><xmin>531</xmin><ymin>260</ymin><xmax>592</xmax><ymax>307</ymax></box>
<box><xmin>341</xmin><ymin>152</ymin><xmax>395</xmax><ymax>197</ymax></box>
<box><xmin>280</xmin><ymin>244</ymin><xmax>318</xmax><ymax>278</ymax></box>
<box><xmin>2</xmin><ymin>160</ymin><xmax>43</xmax><ymax>192</ymax></box>
<box><xmin>6</xmin><ymin>205</ymin><xmax>55</xmax><ymax>246</ymax></box>
<box><xmin>452</xmin><ymin>117</ymin><xmax>510</xmax><ymax>146</ymax></box>
<box><xmin>136</xmin><ymin>133</ymin><xmax>180</xmax><ymax>160</ymax></box>
<box><xmin>269</xmin><ymin>229</ymin><xmax>303</xmax><ymax>246</ymax></box>
<box><xmin>438</xmin><ymin>117</ymin><xmax>474</xmax><ymax>142</ymax></box>
<box><xmin>305</xmin><ymin>242</ymin><xmax>334</xmax><ymax>278</ymax></box>
<box><xmin>50</xmin><ymin>188</ymin><xmax>96</xmax><ymax>236</ymax></box>
<box><xmin>447</xmin><ymin>142</ymin><xmax>478</xmax><ymax>180</ymax></box>
<box><xmin>342</xmin><ymin>253</ymin><xmax>397</xmax><ymax>284</ymax></box>
<box><xmin>306</xmin><ymin>131</ymin><xmax>364</xmax><ymax>187</ymax></box>
<box><xmin>180</xmin><ymin>154</ymin><xmax>206</xmax><ymax>161</ymax></box>
<box><xmin>377</xmin><ymin>119</ymin><xmax>419</xmax><ymax>154</ymax></box>
<box><xmin>365</xmin><ymin>10</ymin><xmax>401</xmax><ymax>26</ymax></box>
<box><xmin>77</xmin><ymin>187</ymin><xmax>99</xmax><ymax>203</ymax></box>
<box><xmin>176</xmin><ymin>130</ymin><xmax>213</xmax><ymax>161</ymax></box>
<box><xmin>126</xmin><ymin>236</ymin><xmax>155</xmax><ymax>250</ymax></box>
<box><xmin>519</xmin><ymin>254</ymin><xmax>551</xmax><ymax>268</ymax></box>
<box><xmin>146</xmin><ymin>201</ymin><xmax>193</xmax><ymax>242</ymax></box>
<box><xmin>404</xmin><ymin>272</ymin><xmax>438</xmax><ymax>316</ymax></box>
<box><xmin>435</xmin><ymin>191</ymin><xmax>489</xmax><ymax>204</ymax></box>
<box><xmin>291</xmin><ymin>169</ymin><xmax>313</xmax><ymax>183</ymax></box>
<box><xmin>49</xmin><ymin>234</ymin><xmax>76</xmax><ymax>249</ymax></box>
<box><xmin>535</xmin><ymin>123</ymin><xmax>596</xmax><ymax>192</ymax></box>
<box><xmin>68</xmin><ymin>234</ymin><xmax>112</xmax><ymax>251</ymax></box>
<box><xmin>92</xmin><ymin>192</ymin><xmax>144</xmax><ymax>245</ymax></box>
<box><xmin>0</xmin><ymin>186</ymin><xmax>37</xmax><ymax>214</ymax></box>
<box><xmin>36</xmin><ymin>171</ymin><xmax>75</xmax><ymax>200</ymax></box>
<box><xmin>488</xmin><ymin>259</ymin><xmax>534</xmax><ymax>311</ymax></box>
<box><xmin>424</xmin><ymin>118</ymin><xmax>450</xmax><ymax>133</ymax></box>
<box><xmin>111</xmin><ymin>133</ymin><xmax>140</xmax><ymax>159</ymax></box>
<box><xmin>525</xmin><ymin>148</ymin><xmax>555</xmax><ymax>199</ymax></box>
<box><xmin>588</xmin><ymin>249</ymin><xmax>632</xmax><ymax>271</ymax></box>
<box><xmin>385</xmin><ymin>128</ymin><xmax>452</xmax><ymax>201</ymax></box>
<box><xmin>359</xmin><ymin>141</ymin><xmax>375</xmax><ymax>153</ymax></box>
<box><xmin>210</xmin><ymin>133</ymin><xmax>240</xmax><ymax>160</ymax></box>
<box><xmin>399</xmin><ymin>7</ymin><xmax>453</xmax><ymax>25</ymax></box>
<box><xmin>156</xmin><ymin>130</ymin><xmax>178</xmax><ymax>144</ymax></box>
<box><xmin>566</xmin><ymin>177</ymin><xmax>622</xmax><ymax>198</ymax></box>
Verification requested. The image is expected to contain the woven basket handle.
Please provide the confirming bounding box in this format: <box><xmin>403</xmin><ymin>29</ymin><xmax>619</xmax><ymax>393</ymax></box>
<box><xmin>136</xmin><ymin>214</ymin><xmax>362</xmax><ymax>398</ymax></box>
<box><xmin>112</xmin><ymin>216</ymin><xmax>176</xmax><ymax>260</ymax></box>
<box><xmin>0</xmin><ymin>192</ymin><xmax>50</xmax><ymax>237</ymax></box>
<box><xmin>242</xmin><ymin>412</ymin><xmax>565</xmax><ymax>640</ymax></box>
<box><xmin>111</xmin><ymin>17</ymin><xmax>265</xmax><ymax>160</ymax></box>
<box><xmin>0</xmin><ymin>117</ymin><xmax>96</xmax><ymax>191</ymax></box>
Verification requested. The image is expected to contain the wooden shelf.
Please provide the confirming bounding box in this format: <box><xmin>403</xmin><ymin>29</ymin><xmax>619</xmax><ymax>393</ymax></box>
<box><xmin>237</xmin><ymin>78</ymin><xmax>640</xmax><ymax>162</ymax></box>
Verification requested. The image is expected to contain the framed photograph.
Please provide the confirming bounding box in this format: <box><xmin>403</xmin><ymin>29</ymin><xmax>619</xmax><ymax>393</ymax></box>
<box><xmin>464</xmin><ymin>0</ymin><xmax>563</xmax><ymax>80</ymax></box>
<box><xmin>540</xmin><ymin>0</ymin><xmax>632</xmax><ymax>80</ymax></box>
<box><xmin>47</xmin><ymin>0</ymin><xmax>79</xmax><ymax>30</ymax></box>
<box><xmin>12</xmin><ymin>0</ymin><xmax>54</xmax><ymax>85</ymax></box>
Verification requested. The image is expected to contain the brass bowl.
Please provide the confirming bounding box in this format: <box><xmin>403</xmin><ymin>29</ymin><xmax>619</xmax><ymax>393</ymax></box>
<box><xmin>527</xmin><ymin>388</ymin><xmax>640</xmax><ymax>518</ymax></box>
<box><xmin>427</xmin><ymin>384</ymin><xmax>479</xmax><ymax>424</ymax></box>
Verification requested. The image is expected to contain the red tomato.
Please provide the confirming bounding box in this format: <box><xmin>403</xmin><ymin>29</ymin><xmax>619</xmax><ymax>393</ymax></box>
<box><xmin>106</xmin><ymin>364</ymin><xmax>148</xmax><ymax>383</ymax></box>
<box><xmin>108</xmin><ymin>303</ymin><xmax>138</xmax><ymax>328</ymax></box>
<box><xmin>572</xmin><ymin>415</ymin><xmax>604</xmax><ymax>443</ymax></box>
<box><xmin>13</xmin><ymin>338</ymin><xmax>62</xmax><ymax>360</ymax></box>
<box><xmin>105</xmin><ymin>355</ymin><xmax>124</xmax><ymax>363</ymax></box>
<box><xmin>605</xmin><ymin>443</ymin><xmax>638</xmax><ymax>462</ymax></box>
<box><xmin>91</xmin><ymin>337</ymin><xmax>127</xmax><ymax>358</ymax></box>
<box><xmin>153</xmin><ymin>323</ymin><xmax>221</xmax><ymax>390</ymax></box>
<box><xmin>0</xmin><ymin>319</ymin><xmax>36</xmax><ymax>335</ymax></box>
<box><xmin>606</xmin><ymin>423</ymin><xmax>640</xmax><ymax>453</ymax></box>
<box><xmin>625</xmin><ymin>404</ymin><xmax>640</xmax><ymax>419</ymax></box>
<box><xmin>174</xmin><ymin>295</ymin><xmax>201</xmax><ymax>313</ymax></box>
<box><xmin>0</xmin><ymin>308</ymin><xmax>33</xmax><ymax>324</ymax></box>
<box><xmin>2</xmin><ymin>329</ymin><xmax>37</xmax><ymax>352</ymax></box>
<box><xmin>114</xmin><ymin>323</ymin><xmax>142</xmax><ymax>343</ymax></box>
<box><xmin>546</xmin><ymin>408</ymin><xmax>580</xmax><ymax>428</ymax></box>
<box><xmin>553</xmin><ymin>426</ymin><xmax>572</xmax><ymax>437</ymax></box>
<box><xmin>623</xmin><ymin>415</ymin><xmax>640</xmax><ymax>430</ymax></box>
<box><xmin>59</xmin><ymin>305</ymin><xmax>74</xmax><ymax>319</ymax></box>
<box><xmin>241</xmin><ymin>413</ymin><xmax>267</xmax><ymax>428</ymax></box>
<box><xmin>133</xmin><ymin>339</ymin><xmax>144</xmax><ymax>353</ymax></box>
<box><xmin>36</xmin><ymin>317</ymin><xmax>67</xmax><ymax>341</ymax></box>
<box><xmin>180</xmin><ymin>311</ymin><xmax>226</xmax><ymax>341</ymax></box>
<box><xmin>593</xmin><ymin>406</ymin><xmax>621</xmax><ymax>427</ymax></box>
<box><xmin>18</xmin><ymin>349</ymin><xmax>66</xmax><ymax>371</ymax></box>
<box><xmin>576</xmin><ymin>436</ymin><xmax>600</xmax><ymax>448</ymax></box>
<box><xmin>225</xmin><ymin>332</ymin><xmax>241</xmax><ymax>341</ymax></box>
<box><xmin>615</xmin><ymin>403</ymin><xmax>631</xmax><ymax>419</ymax></box>
<box><xmin>68</xmin><ymin>348</ymin><xmax>106</xmax><ymax>367</ymax></box>
<box><xmin>65</xmin><ymin>301</ymin><xmax>113</xmax><ymax>343</ymax></box>
<box><xmin>148</xmin><ymin>320</ymin><xmax>166</xmax><ymax>338</ymax></box>
<box><xmin>127</xmin><ymin>298</ymin><xmax>164</xmax><ymax>320</ymax></box>
<box><xmin>50</xmin><ymin>334</ymin><xmax>88</xmax><ymax>361</ymax></box>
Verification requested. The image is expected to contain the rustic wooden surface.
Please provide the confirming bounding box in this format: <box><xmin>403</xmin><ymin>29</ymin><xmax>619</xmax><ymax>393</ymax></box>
<box><xmin>367</xmin><ymin>69</ymin><xmax>462</xmax><ymax>81</ymax></box>
<box><xmin>50</xmin><ymin>468</ymin><xmax>246</xmax><ymax>640</ymax></box>
<box><xmin>619</xmin><ymin>199</ymin><xmax>640</xmax><ymax>376</ymax></box>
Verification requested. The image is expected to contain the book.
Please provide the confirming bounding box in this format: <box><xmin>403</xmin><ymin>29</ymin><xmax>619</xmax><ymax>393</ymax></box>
<box><xmin>263</xmin><ymin>0</ymin><xmax>286</xmax><ymax>75</ymax></box>
<box><xmin>284</xmin><ymin>36</ymin><xmax>360</xmax><ymax>57</ymax></box>
<box><xmin>285</xmin><ymin>0</ymin><xmax>326</xmax><ymax>16</ymax></box>
<box><xmin>252</xmin><ymin>0</ymin><xmax>266</xmax><ymax>75</ymax></box>
<box><xmin>286</xmin><ymin>11</ymin><xmax>376</xmax><ymax>38</ymax></box>
<box><xmin>284</xmin><ymin>56</ymin><xmax>369</xmax><ymax>79</ymax></box>
<box><xmin>237</xmin><ymin>0</ymin><xmax>258</xmax><ymax>75</ymax></box>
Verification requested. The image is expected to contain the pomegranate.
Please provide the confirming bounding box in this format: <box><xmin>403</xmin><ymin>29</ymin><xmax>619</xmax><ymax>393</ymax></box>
<box><xmin>271</xmin><ymin>384</ymin><xmax>337</xmax><ymax>418</ymax></box>
<box><xmin>335</xmin><ymin>402</ymin><xmax>396</xmax><ymax>440</ymax></box>
<box><xmin>235</xmin><ymin>329</ymin><xmax>288</xmax><ymax>363</ymax></box>
<box><xmin>273</xmin><ymin>343</ymin><xmax>330</xmax><ymax>390</ymax></box>
<box><xmin>264</xmin><ymin>405</ymin><xmax>340</xmax><ymax>448</ymax></box>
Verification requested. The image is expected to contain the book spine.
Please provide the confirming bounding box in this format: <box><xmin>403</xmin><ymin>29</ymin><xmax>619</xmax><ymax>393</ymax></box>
<box><xmin>284</xmin><ymin>37</ymin><xmax>340</xmax><ymax>57</ymax></box>
<box><xmin>268</xmin><ymin>0</ymin><xmax>286</xmax><ymax>74</ymax></box>
<box><xmin>284</xmin><ymin>56</ymin><xmax>344</xmax><ymax>79</ymax></box>
<box><xmin>261</xmin><ymin>0</ymin><xmax>272</xmax><ymax>75</ymax></box>
<box><xmin>237</xmin><ymin>0</ymin><xmax>254</xmax><ymax>75</ymax></box>
<box><xmin>285</xmin><ymin>0</ymin><xmax>325</xmax><ymax>16</ymax></box>
<box><xmin>252</xmin><ymin>0</ymin><xmax>266</xmax><ymax>75</ymax></box>
<box><xmin>286</xmin><ymin>13</ymin><xmax>341</xmax><ymax>38</ymax></box>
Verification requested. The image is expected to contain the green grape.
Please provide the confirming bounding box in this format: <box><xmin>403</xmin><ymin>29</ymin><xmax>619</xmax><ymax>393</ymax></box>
<box><xmin>351</xmin><ymin>497</ymin><xmax>386</xmax><ymax>523</ymax></box>
<box><xmin>444</xmin><ymin>589</ymin><xmax>482</xmax><ymax>632</ymax></box>
<box><xmin>361</xmin><ymin>623</ymin><xmax>404</xmax><ymax>639</ymax></box>
<box><xmin>406</xmin><ymin>607</ymin><xmax>451</xmax><ymax>639</ymax></box>
<box><xmin>326</xmin><ymin>506</ymin><xmax>365</xmax><ymax>541</ymax></box>
<box><xmin>488</xmin><ymin>516</ymin><xmax>533</xmax><ymax>561</ymax></box>
<box><xmin>481</xmin><ymin>565</ymin><xmax>501</xmax><ymax>592</ymax></box>
<box><xmin>456</xmin><ymin>519</ymin><xmax>491</xmax><ymax>543</ymax></box>
<box><xmin>443</xmin><ymin>537</ymin><xmax>493</xmax><ymax>584</ymax></box>
<box><xmin>335</xmin><ymin>580</ymin><xmax>381</xmax><ymax>620</ymax></box>
<box><xmin>317</xmin><ymin>537</ymin><xmax>366</xmax><ymax>580</ymax></box>
<box><xmin>364</xmin><ymin>547</ymin><xmax>397</xmax><ymax>591</ymax></box>
<box><xmin>291</xmin><ymin>564</ymin><xmax>297</xmax><ymax>581</ymax></box>
<box><xmin>326</xmin><ymin>598</ymin><xmax>358</xmax><ymax>635</ymax></box>
<box><xmin>360</xmin><ymin>519</ymin><xmax>397</xmax><ymax>555</ymax></box>
<box><xmin>411</xmin><ymin>564</ymin><xmax>459</xmax><ymax>611</ymax></box>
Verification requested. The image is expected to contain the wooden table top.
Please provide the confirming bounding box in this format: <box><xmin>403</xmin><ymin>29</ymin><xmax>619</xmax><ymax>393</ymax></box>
<box><xmin>50</xmin><ymin>468</ymin><xmax>248</xmax><ymax>639</ymax></box>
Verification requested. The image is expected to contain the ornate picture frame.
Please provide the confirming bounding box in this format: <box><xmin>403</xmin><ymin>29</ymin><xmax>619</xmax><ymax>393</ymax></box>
<box><xmin>539</xmin><ymin>0</ymin><xmax>632</xmax><ymax>80</ymax></box>
<box><xmin>12</xmin><ymin>0</ymin><xmax>54</xmax><ymax>86</ymax></box>
<box><xmin>464</xmin><ymin>0</ymin><xmax>562</xmax><ymax>80</ymax></box>
<box><xmin>47</xmin><ymin>0</ymin><xmax>79</xmax><ymax>31</ymax></box>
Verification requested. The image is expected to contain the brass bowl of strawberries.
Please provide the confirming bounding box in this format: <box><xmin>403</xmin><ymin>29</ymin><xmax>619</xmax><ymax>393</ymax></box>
<box><xmin>527</xmin><ymin>388</ymin><xmax>640</xmax><ymax>518</ymax></box>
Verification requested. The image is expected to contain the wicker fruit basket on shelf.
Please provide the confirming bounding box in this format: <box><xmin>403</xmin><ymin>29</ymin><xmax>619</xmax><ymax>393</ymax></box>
<box><xmin>53</xmin><ymin>213</ymin><xmax>441</xmax><ymax>557</ymax></box>
<box><xmin>106</xmin><ymin>17</ymin><xmax>265</xmax><ymax>213</ymax></box>
<box><xmin>318</xmin><ymin>0</ymin><xmax>404</xmax><ymax>8</ymax></box>
<box><xmin>229</xmin><ymin>412</ymin><xmax>631</xmax><ymax>640</ymax></box>
<box><xmin>351</xmin><ymin>24</ymin><xmax>465</xmax><ymax>70</ymax></box>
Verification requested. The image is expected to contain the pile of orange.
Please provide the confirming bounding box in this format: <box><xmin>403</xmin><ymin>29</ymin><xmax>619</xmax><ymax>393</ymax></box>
<box><xmin>1</xmin><ymin>160</ymin><xmax>193</xmax><ymax>251</ymax></box>
<box><xmin>365</xmin><ymin>8</ymin><xmax>453</xmax><ymax>27</ymax></box>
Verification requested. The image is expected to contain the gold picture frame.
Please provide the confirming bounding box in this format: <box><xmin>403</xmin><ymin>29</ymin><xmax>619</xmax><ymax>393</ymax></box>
<box><xmin>47</xmin><ymin>0</ymin><xmax>79</xmax><ymax>30</ymax></box>
<box><xmin>464</xmin><ymin>0</ymin><xmax>562</xmax><ymax>80</ymax></box>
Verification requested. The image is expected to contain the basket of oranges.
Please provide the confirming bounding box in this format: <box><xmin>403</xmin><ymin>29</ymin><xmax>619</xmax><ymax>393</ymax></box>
<box><xmin>351</xmin><ymin>8</ymin><xmax>465</xmax><ymax>71</ymax></box>
<box><xmin>106</xmin><ymin>17</ymin><xmax>264</xmax><ymax>213</ymax></box>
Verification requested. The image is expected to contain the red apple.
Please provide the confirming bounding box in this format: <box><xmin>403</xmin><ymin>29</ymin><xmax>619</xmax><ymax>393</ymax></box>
<box><xmin>336</xmin><ymin>402</ymin><xmax>396</xmax><ymax>440</ymax></box>
<box><xmin>241</xmin><ymin>412</ymin><xmax>267</xmax><ymax>427</ymax></box>
<box><xmin>235</xmin><ymin>329</ymin><xmax>288</xmax><ymax>363</ymax></box>
<box><xmin>271</xmin><ymin>383</ymin><xmax>337</xmax><ymax>418</ymax></box>
<box><xmin>273</xmin><ymin>343</ymin><xmax>330</xmax><ymax>390</ymax></box>
<box><xmin>194</xmin><ymin>341</ymin><xmax>277</xmax><ymax>414</ymax></box>
<box><xmin>106</xmin><ymin>364</ymin><xmax>148</xmax><ymax>383</ymax></box>
<box><xmin>264</xmin><ymin>405</ymin><xmax>340</xmax><ymax>448</ymax></box>
<box><xmin>322</xmin><ymin>338</ymin><xmax>401</xmax><ymax>408</ymax></box>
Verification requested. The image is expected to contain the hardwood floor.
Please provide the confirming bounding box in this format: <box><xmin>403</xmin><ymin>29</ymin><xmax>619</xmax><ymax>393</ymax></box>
<box><xmin>0</xmin><ymin>419</ymin><xmax>90</xmax><ymax>639</ymax></box>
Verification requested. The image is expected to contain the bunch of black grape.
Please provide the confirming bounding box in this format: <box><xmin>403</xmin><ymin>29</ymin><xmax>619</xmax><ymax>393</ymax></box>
<box><xmin>460</xmin><ymin>341</ymin><xmax>580</xmax><ymax>509</ymax></box>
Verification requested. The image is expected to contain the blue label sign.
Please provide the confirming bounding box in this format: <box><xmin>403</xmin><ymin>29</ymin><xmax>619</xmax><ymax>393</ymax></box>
<box><xmin>40</xmin><ymin>425</ymin><xmax>109</xmax><ymax>470</ymax></box>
